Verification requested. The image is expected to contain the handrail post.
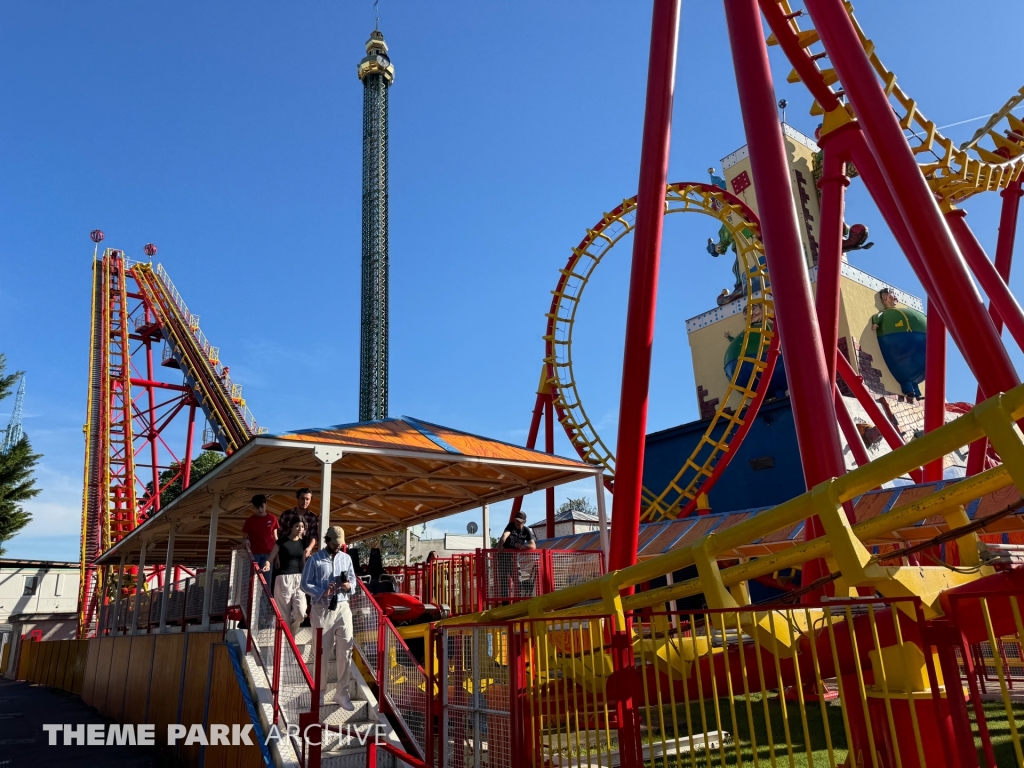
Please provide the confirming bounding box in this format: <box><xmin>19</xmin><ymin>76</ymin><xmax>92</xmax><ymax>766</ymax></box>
<box><xmin>376</xmin><ymin>607</ymin><xmax>387</xmax><ymax>697</ymax></box>
<box><xmin>272</xmin><ymin>622</ymin><xmax>283</xmax><ymax>727</ymax></box>
<box><xmin>609</xmin><ymin>625</ymin><xmax>643</xmax><ymax>768</ymax></box>
<box><xmin>426</xmin><ymin>625</ymin><xmax>435</xmax><ymax>767</ymax></box>
<box><xmin>309</xmin><ymin>627</ymin><xmax>323</xmax><ymax>768</ymax></box>
<box><xmin>246</xmin><ymin>563</ymin><xmax>255</xmax><ymax>653</ymax></box>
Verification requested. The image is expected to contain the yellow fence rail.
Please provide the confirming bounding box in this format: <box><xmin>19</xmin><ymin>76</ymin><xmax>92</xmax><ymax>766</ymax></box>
<box><xmin>441</xmin><ymin>384</ymin><xmax>1024</xmax><ymax>631</ymax></box>
<box><xmin>437</xmin><ymin>591</ymin><xmax>1024</xmax><ymax>767</ymax></box>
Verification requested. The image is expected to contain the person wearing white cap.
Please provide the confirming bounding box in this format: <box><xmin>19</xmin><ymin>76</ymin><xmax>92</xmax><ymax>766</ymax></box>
<box><xmin>300</xmin><ymin>525</ymin><xmax>357</xmax><ymax>710</ymax></box>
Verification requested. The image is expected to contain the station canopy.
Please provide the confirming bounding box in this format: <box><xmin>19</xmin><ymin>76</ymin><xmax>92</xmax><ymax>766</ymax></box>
<box><xmin>98</xmin><ymin>417</ymin><xmax>601</xmax><ymax>567</ymax></box>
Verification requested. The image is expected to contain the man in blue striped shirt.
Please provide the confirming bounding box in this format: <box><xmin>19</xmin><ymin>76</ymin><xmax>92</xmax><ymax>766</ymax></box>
<box><xmin>300</xmin><ymin>526</ymin><xmax>357</xmax><ymax>710</ymax></box>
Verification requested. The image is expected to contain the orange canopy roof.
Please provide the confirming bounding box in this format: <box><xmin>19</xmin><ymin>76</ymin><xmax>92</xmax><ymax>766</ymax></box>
<box><xmin>99</xmin><ymin>417</ymin><xmax>600</xmax><ymax>567</ymax></box>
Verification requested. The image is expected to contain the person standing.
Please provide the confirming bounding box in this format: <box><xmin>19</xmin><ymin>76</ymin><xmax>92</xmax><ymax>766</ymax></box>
<box><xmin>265</xmin><ymin>519</ymin><xmax>307</xmax><ymax>635</ymax></box>
<box><xmin>497</xmin><ymin>511</ymin><xmax>537</xmax><ymax>600</ymax></box>
<box><xmin>300</xmin><ymin>526</ymin><xmax>357</xmax><ymax>710</ymax></box>
<box><xmin>499</xmin><ymin>510</ymin><xmax>537</xmax><ymax>552</ymax></box>
<box><xmin>278</xmin><ymin>487</ymin><xmax>320</xmax><ymax>556</ymax></box>
<box><xmin>280</xmin><ymin>487</ymin><xmax>320</xmax><ymax>626</ymax></box>
<box><xmin>241</xmin><ymin>495</ymin><xmax>279</xmax><ymax>572</ymax></box>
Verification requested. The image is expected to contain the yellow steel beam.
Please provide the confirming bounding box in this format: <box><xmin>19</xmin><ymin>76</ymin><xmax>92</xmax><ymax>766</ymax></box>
<box><xmin>440</xmin><ymin>387</ymin><xmax>1024</xmax><ymax>627</ymax></box>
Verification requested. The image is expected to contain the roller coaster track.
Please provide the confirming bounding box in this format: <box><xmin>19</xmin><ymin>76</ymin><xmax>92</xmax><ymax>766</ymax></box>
<box><xmin>546</xmin><ymin>7</ymin><xmax>1024</xmax><ymax>525</ymax></box>
<box><xmin>134</xmin><ymin>262</ymin><xmax>267</xmax><ymax>452</ymax></box>
<box><xmin>762</xmin><ymin>0</ymin><xmax>1024</xmax><ymax>204</ymax></box>
<box><xmin>78</xmin><ymin>250</ymin><xmax>266</xmax><ymax>636</ymax></box>
<box><xmin>545</xmin><ymin>183</ymin><xmax>776</xmax><ymax>522</ymax></box>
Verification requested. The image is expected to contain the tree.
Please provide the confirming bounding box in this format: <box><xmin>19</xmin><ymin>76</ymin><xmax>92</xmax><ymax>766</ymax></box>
<box><xmin>141</xmin><ymin>450</ymin><xmax>225</xmax><ymax>515</ymax></box>
<box><xmin>0</xmin><ymin>355</ymin><xmax>40</xmax><ymax>556</ymax></box>
<box><xmin>557</xmin><ymin>497</ymin><xmax>597</xmax><ymax>517</ymax></box>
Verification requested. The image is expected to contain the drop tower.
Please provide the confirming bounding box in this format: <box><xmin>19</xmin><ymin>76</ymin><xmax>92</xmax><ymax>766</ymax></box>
<box><xmin>357</xmin><ymin>29</ymin><xmax>395</xmax><ymax>421</ymax></box>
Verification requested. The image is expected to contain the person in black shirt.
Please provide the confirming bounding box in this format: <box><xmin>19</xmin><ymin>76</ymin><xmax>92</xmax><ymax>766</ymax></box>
<box><xmin>497</xmin><ymin>511</ymin><xmax>537</xmax><ymax>600</ymax></box>
<box><xmin>266</xmin><ymin>519</ymin><xmax>308</xmax><ymax>634</ymax></box>
<box><xmin>500</xmin><ymin>511</ymin><xmax>537</xmax><ymax>551</ymax></box>
<box><xmin>278</xmin><ymin>487</ymin><xmax>320</xmax><ymax>556</ymax></box>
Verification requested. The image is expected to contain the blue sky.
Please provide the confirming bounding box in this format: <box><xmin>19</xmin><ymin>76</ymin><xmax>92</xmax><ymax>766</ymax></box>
<box><xmin>1</xmin><ymin>1</ymin><xmax>1021</xmax><ymax>560</ymax></box>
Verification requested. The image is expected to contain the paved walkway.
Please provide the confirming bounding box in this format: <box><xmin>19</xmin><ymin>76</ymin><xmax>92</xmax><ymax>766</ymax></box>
<box><xmin>0</xmin><ymin>677</ymin><xmax>180</xmax><ymax>767</ymax></box>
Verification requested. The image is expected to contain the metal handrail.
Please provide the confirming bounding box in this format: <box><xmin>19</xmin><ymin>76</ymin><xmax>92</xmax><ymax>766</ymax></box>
<box><xmin>251</xmin><ymin>563</ymin><xmax>317</xmax><ymax>692</ymax></box>
<box><xmin>353</xmin><ymin>580</ymin><xmax>429</xmax><ymax>679</ymax></box>
<box><xmin>353</xmin><ymin>580</ymin><xmax>429</xmax><ymax>759</ymax></box>
<box><xmin>243</xmin><ymin>544</ymin><xmax>316</xmax><ymax>692</ymax></box>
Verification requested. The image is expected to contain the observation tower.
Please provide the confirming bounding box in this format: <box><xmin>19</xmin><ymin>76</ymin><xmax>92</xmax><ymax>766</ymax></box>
<box><xmin>357</xmin><ymin>29</ymin><xmax>395</xmax><ymax>422</ymax></box>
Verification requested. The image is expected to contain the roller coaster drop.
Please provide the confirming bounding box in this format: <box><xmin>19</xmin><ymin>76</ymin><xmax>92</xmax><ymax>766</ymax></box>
<box><xmin>77</xmin><ymin>243</ymin><xmax>266</xmax><ymax>636</ymax></box>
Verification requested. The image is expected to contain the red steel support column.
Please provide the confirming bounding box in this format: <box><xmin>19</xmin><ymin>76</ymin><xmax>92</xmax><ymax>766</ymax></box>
<box><xmin>946</xmin><ymin>209</ymin><xmax>1024</xmax><ymax>355</ymax></box>
<box><xmin>834</xmin><ymin>387</ymin><xmax>870</xmax><ymax>470</ymax></box>
<box><xmin>544</xmin><ymin>390</ymin><xmax>555</xmax><ymax>539</ymax></box>
<box><xmin>845</xmin><ymin>135</ymin><xmax>949</xmax><ymax>327</ymax></box>
<box><xmin>923</xmin><ymin>303</ymin><xmax>946</xmax><ymax>482</ymax></box>
<box><xmin>967</xmin><ymin>180</ymin><xmax>1022</xmax><ymax>475</ymax></box>
<box><xmin>607</xmin><ymin>0</ymin><xmax>680</xmax><ymax>574</ymax></box>
<box><xmin>145</xmin><ymin>336</ymin><xmax>161</xmax><ymax>511</ymax></box>
<box><xmin>805</xmin><ymin>0</ymin><xmax>1019</xmax><ymax>400</ymax></box>
<box><xmin>183</xmin><ymin>401</ymin><xmax>197</xmax><ymax>488</ymax></box>
<box><xmin>835</xmin><ymin>353</ymin><xmax>917</xmax><ymax>459</ymax></box>
<box><xmin>814</xmin><ymin>137</ymin><xmax>851</xmax><ymax>383</ymax></box>
<box><xmin>725</xmin><ymin>0</ymin><xmax>847</xmax><ymax>590</ymax></box>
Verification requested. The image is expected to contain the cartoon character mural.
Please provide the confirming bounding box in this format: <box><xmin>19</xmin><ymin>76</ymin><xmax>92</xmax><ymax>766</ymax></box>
<box><xmin>871</xmin><ymin>288</ymin><xmax>927</xmax><ymax>400</ymax></box>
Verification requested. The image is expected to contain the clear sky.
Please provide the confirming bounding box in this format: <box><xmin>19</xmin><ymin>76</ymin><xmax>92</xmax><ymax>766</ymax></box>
<box><xmin>1</xmin><ymin>1</ymin><xmax>1021</xmax><ymax>561</ymax></box>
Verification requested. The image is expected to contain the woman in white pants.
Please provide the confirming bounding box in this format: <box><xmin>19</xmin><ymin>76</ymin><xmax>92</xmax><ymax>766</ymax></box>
<box><xmin>264</xmin><ymin>519</ymin><xmax>307</xmax><ymax>635</ymax></box>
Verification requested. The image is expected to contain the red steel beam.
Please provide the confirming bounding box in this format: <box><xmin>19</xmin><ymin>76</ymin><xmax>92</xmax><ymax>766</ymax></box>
<box><xmin>144</xmin><ymin>334</ymin><xmax>161</xmax><ymax>513</ymax></box>
<box><xmin>923</xmin><ymin>303</ymin><xmax>946</xmax><ymax>482</ymax></box>
<box><xmin>183</xmin><ymin>402</ymin><xmax>197</xmax><ymax>488</ymax></box>
<box><xmin>815</xmin><ymin>133</ymin><xmax>852</xmax><ymax>383</ymax></box>
<box><xmin>724</xmin><ymin>0</ymin><xmax>847</xmax><ymax>591</ymax></box>
<box><xmin>129</xmin><ymin>378</ymin><xmax>190</xmax><ymax>392</ymax></box>
<box><xmin>835</xmin><ymin>386</ymin><xmax>871</xmax><ymax>472</ymax></box>
<box><xmin>758</xmin><ymin>0</ymin><xmax>840</xmax><ymax>112</ymax></box>
<box><xmin>804</xmin><ymin>0</ymin><xmax>1020</xmax><ymax>401</ymax></box>
<box><xmin>835</xmin><ymin>345</ymin><xmax>923</xmax><ymax>484</ymax></box>
<box><xmin>544</xmin><ymin>391</ymin><xmax>555</xmax><ymax>539</ymax></box>
<box><xmin>946</xmin><ymin>209</ymin><xmax>1024</xmax><ymax>355</ymax></box>
<box><xmin>607</xmin><ymin>0</ymin><xmax>681</xmax><ymax>574</ymax></box>
<box><xmin>968</xmin><ymin>180</ymin><xmax>1023</xmax><ymax>475</ymax></box>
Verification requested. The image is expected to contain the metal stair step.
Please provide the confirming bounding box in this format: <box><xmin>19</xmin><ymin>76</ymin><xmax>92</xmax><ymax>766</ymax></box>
<box><xmin>322</xmin><ymin>698</ymin><xmax>370</xmax><ymax>726</ymax></box>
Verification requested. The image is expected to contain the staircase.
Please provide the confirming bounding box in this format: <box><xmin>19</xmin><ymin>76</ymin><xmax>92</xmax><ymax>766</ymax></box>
<box><xmin>237</xmin><ymin>554</ymin><xmax>420</xmax><ymax>767</ymax></box>
<box><xmin>290</xmin><ymin>627</ymin><xmax>398</xmax><ymax>768</ymax></box>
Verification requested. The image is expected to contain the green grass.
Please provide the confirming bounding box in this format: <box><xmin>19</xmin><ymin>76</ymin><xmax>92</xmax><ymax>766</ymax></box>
<box><xmin>540</xmin><ymin>696</ymin><xmax>1024</xmax><ymax>767</ymax></box>
<box><xmin>540</xmin><ymin>694</ymin><xmax>849</xmax><ymax>766</ymax></box>
<box><xmin>641</xmin><ymin>694</ymin><xmax>849</xmax><ymax>767</ymax></box>
<box><xmin>970</xmin><ymin>700</ymin><xmax>1024</xmax><ymax>767</ymax></box>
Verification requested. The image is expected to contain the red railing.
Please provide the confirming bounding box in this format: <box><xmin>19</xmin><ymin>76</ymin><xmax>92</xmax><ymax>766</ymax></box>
<box><xmin>351</xmin><ymin>580</ymin><xmax>432</xmax><ymax>762</ymax></box>
<box><xmin>238</xmin><ymin>547</ymin><xmax>321</xmax><ymax>767</ymax></box>
<box><xmin>938</xmin><ymin>575</ymin><xmax>1024</xmax><ymax>767</ymax></box>
<box><xmin>388</xmin><ymin>548</ymin><xmax>606</xmax><ymax>616</ymax></box>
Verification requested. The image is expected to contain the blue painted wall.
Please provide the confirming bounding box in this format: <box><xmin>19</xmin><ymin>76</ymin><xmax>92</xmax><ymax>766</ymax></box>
<box><xmin>643</xmin><ymin>396</ymin><xmax>806</xmax><ymax>513</ymax></box>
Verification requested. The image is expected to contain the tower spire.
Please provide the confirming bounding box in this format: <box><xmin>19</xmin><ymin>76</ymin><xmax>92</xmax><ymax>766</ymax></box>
<box><xmin>357</xmin><ymin>29</ymin><xmax>395</xmax><ymax>422</ymax></box>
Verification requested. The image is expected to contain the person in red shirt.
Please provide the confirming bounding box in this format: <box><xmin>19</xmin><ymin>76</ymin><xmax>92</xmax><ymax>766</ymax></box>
<box><xmin>242</xmin><ymin>494</ymin><xmax>279</xmax><ymax>572</ymax></box>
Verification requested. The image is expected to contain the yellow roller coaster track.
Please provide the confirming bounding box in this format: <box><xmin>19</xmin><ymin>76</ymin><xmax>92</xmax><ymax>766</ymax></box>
<box><xmin>133</xmin><ymin>262</ymin><xmax>267</xmax><ymax>453</ymax></box>
<box><xmin>768</xmin><ymin>0</ymin><xmax>1024</xmax><ymax>204</ymax></box>
<box><xmin>546</xmin><ymin>182</ymin><xmax>775</xmax><ymax>522</ymax></box>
